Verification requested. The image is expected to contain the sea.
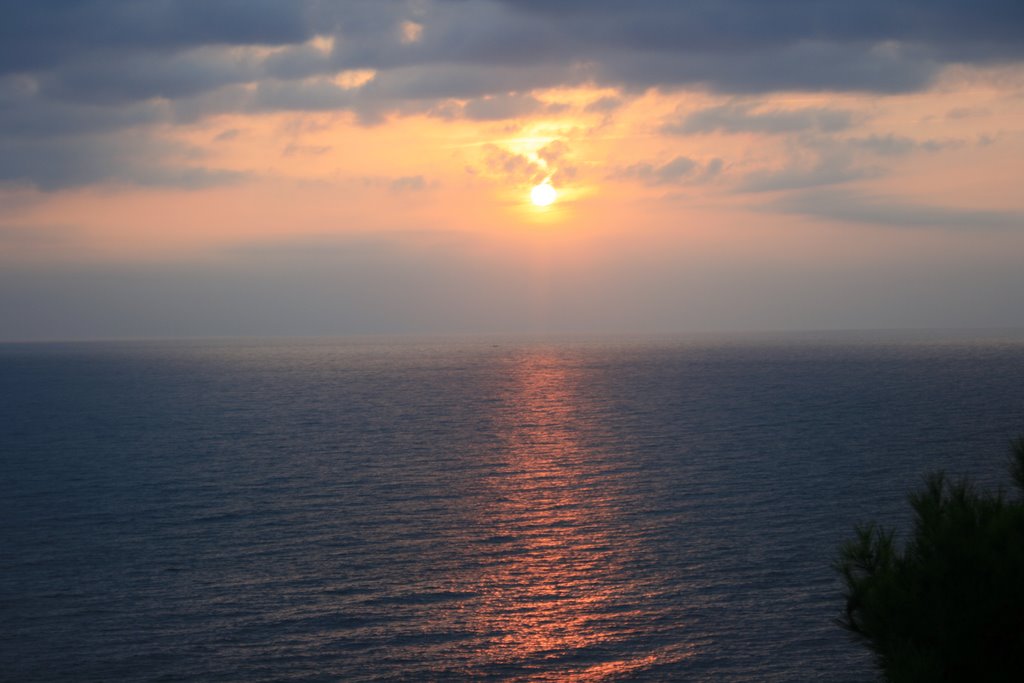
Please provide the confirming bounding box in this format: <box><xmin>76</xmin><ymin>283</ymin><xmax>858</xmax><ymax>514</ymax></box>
<box><xmin>2</xmin><ymin>332</ymin><xmax>1024</xmax><ymax>681</ymax></box>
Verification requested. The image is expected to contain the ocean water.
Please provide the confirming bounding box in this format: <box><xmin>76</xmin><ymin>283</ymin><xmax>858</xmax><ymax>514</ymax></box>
<box><xmin>2</xmin><ymin>333</ymin><xmax>1024</xmax><ymax>681</ymax></box>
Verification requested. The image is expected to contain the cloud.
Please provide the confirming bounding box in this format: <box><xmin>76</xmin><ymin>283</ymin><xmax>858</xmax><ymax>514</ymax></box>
<box><xmin>1</xmin><ymin>0</ymin><xmax>1022</xmax><ymax>188</ymax></box>
<box><xmin>477</xmin><ymin>1</ymin><xmax>1024</xmax><ymax>95</ymax></box>
<box><xmin>462</xmin><ymin>93</ymin><xmax>546</xmax><ymax>121</ymax></box>
<box><xmin>0</xmin><ymin>80</ymin><xmax>169</xmax><ymax>138</ymax></box>
<box><xmin>282</xmin><ymin>142</ymin><xmax>331</xmax><ymax>157</ymax></box>
<box><xmin>533</xmin><ymin>139</ymin><xmax>568</xmax><ymax>169</ymax></box>
<box><xmin>0</xmin><ymin>134</ymin><xmax>246</xmax><ymax>191</ymax></box>
<box><xmin>251</xmin><ymin>78</ymin><xmax>356</xmax><ymax>113</ymax></box>
<box><xmin>491</xmin><ymin>1</ymin><xmax>1024</xmax><ymax>65</ymax></box>
<box><xmin>946</xmin><ymin>106</ymin><xmax>990</xmax><ymax>120</ymax></box>
<box><xmin>775</xmin><ymin>189</ymin><xmax>1024</xmax><ymax>230</ymax></box>
<box><xmin>481</xmin><ymin>145</ymin><xmax>544</xmax><ymax>184</ymax></box>
<box><xmin>6</xmin><ymin>1</ymin><xmax>1023</xmax><ymax>101</ymax></box>
<box><xmin>704</xmin><ymin>158</ymin><xmax>724</xmax><ymax>180</ymax></box>
<box><xmin>0</xmin><ymin>1</ymin><xmax>315</xmax><ymax>74</ymax></box>
<box><xmin>584</xmin><ymin>95</ymin><xmax>624</xmax><ymax>113</ymax></box>
<box><xmin>731</xmin><ymin>128</ymin><xmax>968</xmax><ymax>194</ymax></box>
<box><xmin>737</xmin><ymin>161</ymin><xmax>878</xmax><ymax>193</ymax></box>
<box><xmin>847</xmin><ymin>134</ymin><xmax>959</xmax><ymax>156</ymax></box>
<box><xmin>38</xmin><ymin>48</ymin><xmax>261</xmax><ymax>105</ymax></box>
<box><xmin>665</xmin><ymin>103</ymin><xmax>854</xmax><ymax>135</ymax></box>
<box><xmin>473</xmin><ymin>139</ymin><xmax>577</xmax><ymax>187</ymax></box>
<box><xmin>612</xmin><ymin>156</ymin><xmax>725</xmax><ymax>186</ymax></box>
<box><xmin>353</xmin><ymin>175</ymin><xmax>436</xmax><ymax>193</ymax></box>
<box><xmin>388</xmin><ymin>175</ymin><xmax>430</xmax><ymax>192</ymax></box>
<box><xmin>357</xmin><ymin>62</ymin><xmax>579</xmax><ymax>103</ymax></box>
<box><xmin>214</xmin><ymin>128</ymin><xmax>242</xmax><ymax>142</ymax></box>
<box><xmin>732</xmin><ymin>130</ymin><xmax>951</xmax><ymax>193</ymax></box>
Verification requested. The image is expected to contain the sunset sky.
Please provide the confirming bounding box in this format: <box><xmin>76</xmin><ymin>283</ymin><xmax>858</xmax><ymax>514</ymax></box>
<box><xmin>2</xmin><ymin>1</ymin><xmax>1023</xmax><ymax>340</ymax></box>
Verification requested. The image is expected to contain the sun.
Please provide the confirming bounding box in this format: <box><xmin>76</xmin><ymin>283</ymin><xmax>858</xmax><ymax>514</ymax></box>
<box><xmin>530</xmin><ymin>182</ymin><xmax>557</xmax><ymax>207</ymax></box>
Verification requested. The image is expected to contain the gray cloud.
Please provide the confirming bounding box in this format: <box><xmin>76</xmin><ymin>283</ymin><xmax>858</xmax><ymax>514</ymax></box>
<box><xmin>493</xmin><ymin>1</ymin><xmax>1024</xmax><ymax>64</ymax></box>
<box><xmin>737</xmin><ymin>162</ymin><xmax>879</xmax><ymax>193</ymax></box>
<box><xmin>665</xmin><ymin>103</ymin><xmax>854</xmax><ymax>135</ymax></box>
<box><xmin>282</xmin><ymin>142</ymin><xmax>331</xmax><ymax>157</ymax></box>
<box><xmin>349</xmin><ymin>175</ymin><xmax>437</xmax><ymax>193</ymax></box>
<box><xmin>584</xmin><ymin>96</ymin><xmax>624</xmax><ymax>113</ymax></box>
<box><xmin>214</xmin><ymin>128</ymin><xmax>242</xmax><ymax>142</ymax></box>
<box><xmin>360</xmin><ymin>62</ymin><xmax>580</xmax><ymax>103</ymax></box>
<box><xmin>946</xmin><ymin>106</ymin><xmax>990</xmax><ymax>120</ymax></box>
<box><xmin>251</xmin><ymin>79</ymin><xmax>356</xmax><ymax>113</ymax></box>
<box><xmin>0</xmin><ymin>79</ymin><xmax>169</xmax><ymax>138</ymax></box>
<box><xmin>704</xmin><ymin>158</ymin><xmax>724</xmax><ymax>180</ymax></box>
<box><xmin>0</xmin><ymin>134</ymin><xmax>246</xmax><ymax>191</ymax></box>
<box><xmin>6</xmin><ymin>1</ymin><xmax>1022</xmax><ymax>97</ymax></box>
<box><xmin>734</xmin><ymin>136</ymin><xmax>880</xmax><ymax>193</ymax></box>
<box><xmin>388</xmin><ymin>175</ymin><xmax>430</xmax><ymax>193</ymax></box>
<box><xmin>847</xmin><ymin>134</ymin><xmax>958</xmax><ymax>156</ymax></box>
<box><xmin>775</xmin><ymin>189</ymin><xmax>1024</xmax><ymax>230</ymax></box>
<box><xmin>0</xmin><ymin>1</ymin><xmax>316</xmax><ymax>74</ymax></box>
<box><xmin>734</xmin><ymin>125</ymin><xmax>975</xmax><ymax>194</ymax></box>
<box><xmin>39</xmin><ymin>49</ymin><xmax>260</xmax><ymax>105</ymax></box>
<box><xmin>600</xmin><ymin>41</ymin><xmax>937</xmax><ymax>95</ymax></box>
<box><xmin>462</xmin><ymin>93</ymin><xmax>546</xmax><ymax>121</ymax></box>
<box><xmin>731</xmin><ymin>131</ymin><xmax>958</xmax><ymax>193</ymax></box>
<box><xmin>612</xmin><ymin>156</ymin><xmax>724</xmax><ymax>186</ymax></box>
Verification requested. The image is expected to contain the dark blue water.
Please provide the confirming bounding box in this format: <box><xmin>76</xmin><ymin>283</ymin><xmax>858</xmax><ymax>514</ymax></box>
<box><xmin>3</xmin><ymin>334</ymin><xmax>1024</xmax><ymax>681</ymax></box>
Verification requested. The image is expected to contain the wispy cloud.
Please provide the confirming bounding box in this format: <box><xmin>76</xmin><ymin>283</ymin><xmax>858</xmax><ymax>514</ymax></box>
<box><xmin>611</xmin><ymin>156</ymin><xmax>724</xmax><ymax>186</ymax></box>
<box><xmin>775</xmin><ymin>189</ymin><xmax>1024</xmax><ymax>230</ymax></box>
<box><xmin>664</xmin><ymin>103</ymin><xmax>854</xmax><ymax>135</ymax></box>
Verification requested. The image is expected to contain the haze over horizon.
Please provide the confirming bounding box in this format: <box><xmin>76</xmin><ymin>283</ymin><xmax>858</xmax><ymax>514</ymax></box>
<box><xmin>2</xmin><ymin>1</ymin><xmax>1023</xmax><ymax>341</ymax></box>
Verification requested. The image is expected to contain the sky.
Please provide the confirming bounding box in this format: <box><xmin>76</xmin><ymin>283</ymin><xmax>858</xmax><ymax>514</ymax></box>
<box><xmin>1</xmin><ymin>0</ymin><xmax>1023</xmax><ymax>340</ymax></box>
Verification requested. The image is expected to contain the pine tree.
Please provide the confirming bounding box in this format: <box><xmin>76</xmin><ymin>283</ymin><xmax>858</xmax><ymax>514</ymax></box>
<box><xmin>837</xmin><ymin>438</ymin><xmax>1024</xmax><ymax>682</ymax></box>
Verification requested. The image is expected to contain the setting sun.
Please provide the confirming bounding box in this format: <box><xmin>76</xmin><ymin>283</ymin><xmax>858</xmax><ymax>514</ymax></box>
<box><xmin>530</xmin><ymin>182</ymin><xmax>557</xmax><ymax>207</ymax></box>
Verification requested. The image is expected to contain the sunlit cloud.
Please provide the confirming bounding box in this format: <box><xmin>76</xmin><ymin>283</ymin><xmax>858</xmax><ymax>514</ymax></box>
<box><xmin>400</xmin><ymin>21</ymin><xmax>424</xmax><ymax>45</ymax></box>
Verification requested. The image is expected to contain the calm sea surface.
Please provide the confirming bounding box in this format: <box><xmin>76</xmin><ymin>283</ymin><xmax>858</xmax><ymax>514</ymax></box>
<box><xmin>3</xmin><ymin>333</ymin><xmax>1024</xmax><ymax>681</ymax></box>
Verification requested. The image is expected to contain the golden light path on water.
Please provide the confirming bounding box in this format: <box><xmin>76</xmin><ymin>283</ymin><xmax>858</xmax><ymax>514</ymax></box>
<box><xmin>463</xmin><ymin>351</ymin><xmax>698</xmax><ymax>679</ymax></box>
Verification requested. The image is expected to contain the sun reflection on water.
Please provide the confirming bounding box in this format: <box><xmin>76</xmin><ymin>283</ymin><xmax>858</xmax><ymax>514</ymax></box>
<box><xmin>464</xmin><ymin>351</ymin><xmax>696</xmax><ymax>679</ymax></box>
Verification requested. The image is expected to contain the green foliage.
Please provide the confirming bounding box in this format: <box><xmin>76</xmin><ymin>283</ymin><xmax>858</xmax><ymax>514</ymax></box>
<box><xmin>837</xmin><ymin>439</ymin><xmax>1024</xmax><ymax>682</ymax></box>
